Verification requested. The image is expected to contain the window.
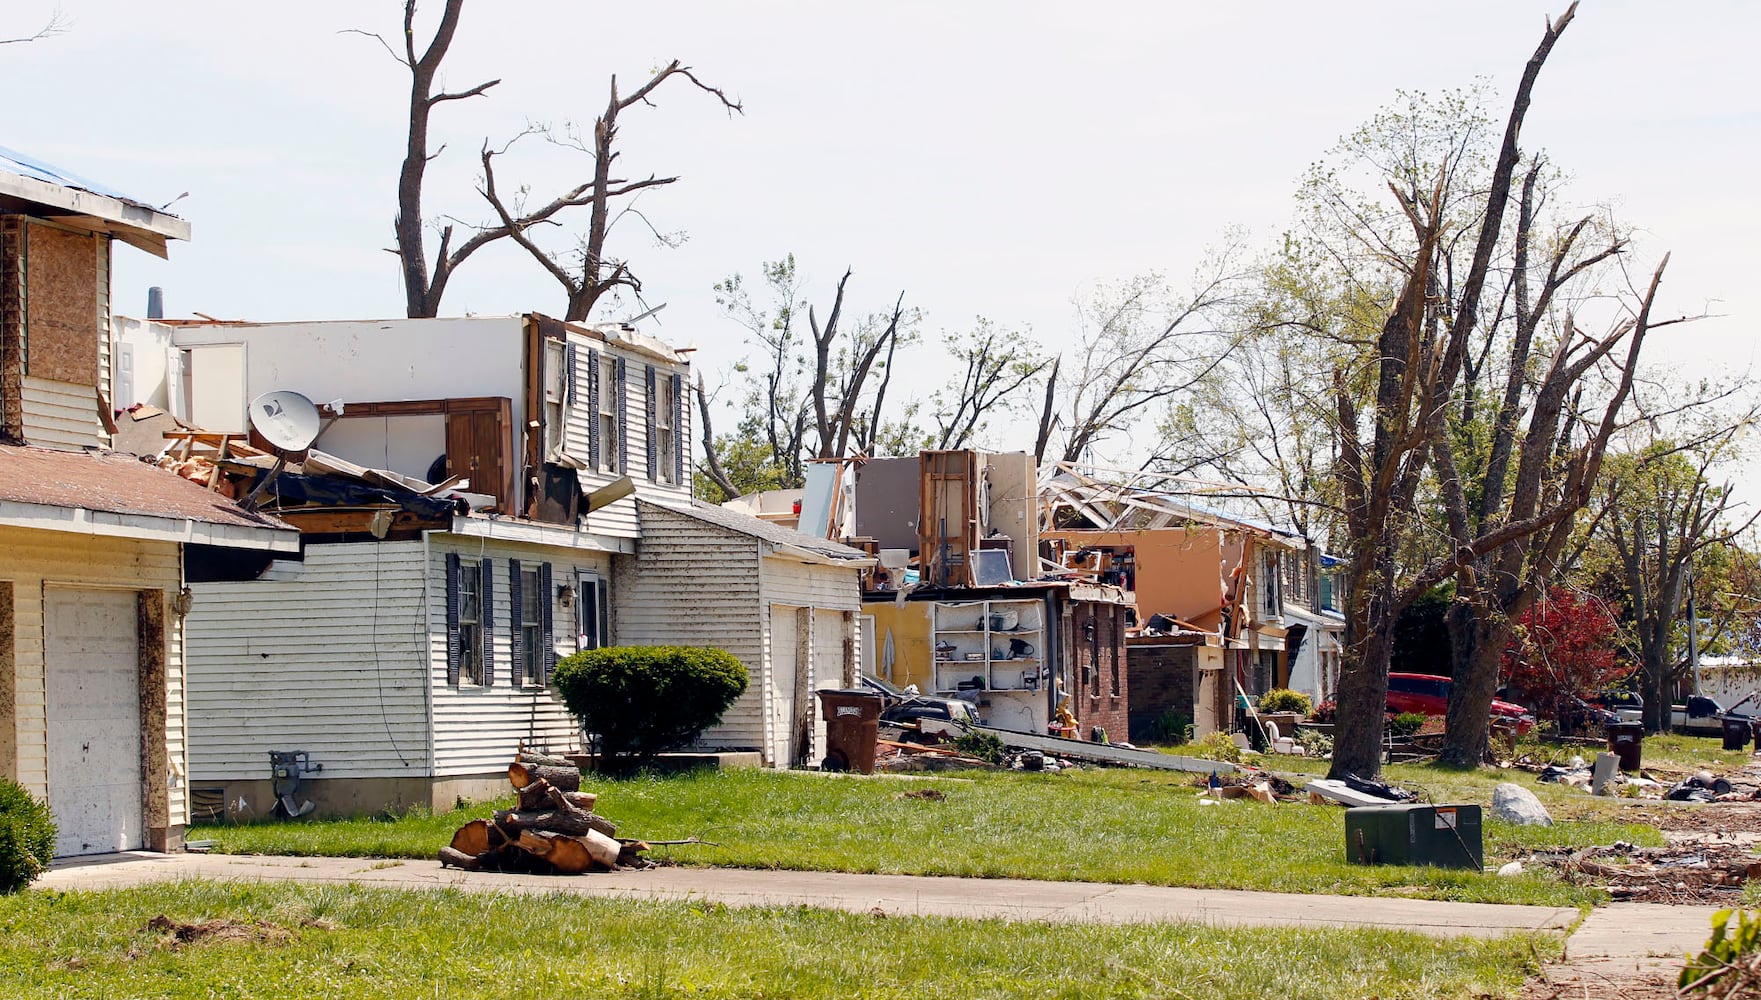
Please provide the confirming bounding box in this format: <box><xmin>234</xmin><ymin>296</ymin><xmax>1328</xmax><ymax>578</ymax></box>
<box><xmin>446</xmin><ymin>554</ymin><xmax>488</xmax><ymax>686</ymax></box>
<box><xmin>655</xmin><ymin>372</ymin><xmax>676</xmax><ymax>485</ymax></box>
<box><xmin>518</xmin><ymin>565</ymin><xmax>544</xmax><ymax>686</ymax></box>
<box><xmin>597</xmin><ymin>355</ymin><xmax>620</xmax><ymax>474</ymax></box>
<box><xmin>1107</xmin><ymin>609</ymin><xmax>1121</xmax><ymax>697</ymax></box>
<box><xmin>576</xmin><ymin>572</ymin><xmax>609</xmax><ymax>650</ymax></box>
<box><xmin>543</xmin><ymin>339</ymin><xmax>566</xmax><ymax>460</ymax></box>
<box><xmin>1261</xmin><ymin>551</ymin><xmax>1281</xmax><ymax>616</ymax></box>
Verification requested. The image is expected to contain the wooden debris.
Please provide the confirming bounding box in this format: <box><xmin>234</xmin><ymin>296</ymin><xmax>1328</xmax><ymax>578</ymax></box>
<box><xmin>440</xmin><ymin>755</ymin><xmax>645</xmax><ymax>875</ymax></box>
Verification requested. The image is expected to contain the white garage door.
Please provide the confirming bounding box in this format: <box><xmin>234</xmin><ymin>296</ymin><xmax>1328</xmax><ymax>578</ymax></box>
<box><xmin>45</xmin><ymin>587</ymin><xmax>143</xmax><ymax>857</ymax></box>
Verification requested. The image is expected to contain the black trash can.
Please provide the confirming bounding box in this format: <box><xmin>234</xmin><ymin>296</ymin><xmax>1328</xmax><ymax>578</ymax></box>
<box><xmin>1606</xmin><ymin>721</ymin><xmax>1644</xmax><ymax>772</ymax></box>
<box><xmin>1725</xmin><ymin>716</ymin><xmax>1753</xmax><ymax>751</ymax></box>
<box><xmin>816</xmin><ymin>689</ymin><xmax>883</xmax><ymax>774</ymax></box>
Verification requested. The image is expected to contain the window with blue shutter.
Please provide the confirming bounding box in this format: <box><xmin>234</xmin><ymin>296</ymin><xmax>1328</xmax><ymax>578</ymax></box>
<box><xmin>508</xmin><ymin>558</ymin><xmax>523</xmax><ymax>686</ymax></box>
<box><xmin>478</xmin><ymin>557</ymin><xmax>494</xmax><ymax>686</ymax></box>
<box><xmin>645</xmin><ymin>364</ymin><xmax>658</xmax><ymax>481</ymax></box>
<box><xmin>538</xmin><ymin>562</ymin><xmax>555</xmax><ymax>685</ymax></box>
<box><xmin>587</xmin><ymin>349</ymin><xmax>601</xmax><ymax>470</ymax></box>
<box><xmin>445</xmin><ymin>552</ymin><xmax>461</xmax><ymax>686</ymax></box>
<box><xmin>615</xmin><ymin>356</ymin><xmax>628</xmax><ymax>475</ymax></box>
<box><xmin>671</xmin><ymin>371</ymin><xmax>684</xmax><ymax>486</ymax></box>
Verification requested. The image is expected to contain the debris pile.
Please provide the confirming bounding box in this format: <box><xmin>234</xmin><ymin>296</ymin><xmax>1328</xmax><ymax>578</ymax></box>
<box><xmin>438</xmin><ymin>752</ymin><xmax>650</xmax><ymax>875</ymax></box>
<box><xmin>1521</xmin><ymin>840</ymin><xmax>1761</xmax><ymax>904</ymax></box>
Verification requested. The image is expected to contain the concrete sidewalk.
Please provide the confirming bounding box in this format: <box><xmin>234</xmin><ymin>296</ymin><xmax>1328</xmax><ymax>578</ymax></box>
<box><xmin>43</xmin><ymin>851</ymin><xmax>1579</xmax><ymax>940</ymax></box>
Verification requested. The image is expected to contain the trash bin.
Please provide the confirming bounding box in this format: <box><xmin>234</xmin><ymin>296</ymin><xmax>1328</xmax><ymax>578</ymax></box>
<box><xmin>1606</xmin><ymin>721</ymin><xmax>1644</xmax><ymax>772</ymax></box>
<box><xmin>1725</xmin><ymin>716</ymin><xmax>1753</xmax><ymax>751</ymax></box>
<box><xmin>816</xmin><ymin>689</ymin><xmax>883</xmax><ymax>774</ymax></box>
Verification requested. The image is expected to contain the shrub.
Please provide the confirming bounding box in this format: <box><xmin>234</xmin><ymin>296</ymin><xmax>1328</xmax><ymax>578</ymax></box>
<box><xmin>553</xmin><ymin>646</ymin><xmax>749</xmax><ymax>772</ymax></box>
<box><xmin>0</xmin><ymin>778</ymin><xmax>55</xmax><ymax>894</ymax></box>
<box><xmin>1389</xmin><ymin>712</ymin><xmax>1427</xmax><ymax>738</ymax></box>
<box><xmin>1140</xmin><ymin>710</ymin><xmax>1193</xmax><ymax>746</ymax></box>
<box><xmin>1296</xmin><ymin>729</ymin><xmax>1334</xmax><ymax>758</ymax></box>
<box><xmin>951</xmin><ymin>730</ymin><xmax>1004</xmax><ymax>764</ymax></box>
<box><xmin>1680</xmin><ymin>908</ymin><xmax>1761</xmax><ymax>997</ymax></box>
<box><xmin>1188</xmin><ymin>730</ymin><xmax>1243</xmax><ymax>764</ymax></box>
<box><xmin>1256</xmin><ymin>688</ymin><xmax>1313</xmax><ymax>716</ymax></box>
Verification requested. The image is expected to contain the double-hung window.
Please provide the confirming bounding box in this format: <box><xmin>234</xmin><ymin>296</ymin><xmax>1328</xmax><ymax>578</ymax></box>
<box><xmin>577</xmin><ymin>573</ymin><xmax>609</xmax><ymax>651</ymax></box>
<box><xmin>459</xmin><ymin>562</ymin><xmax>483</xmax><ymax>684</ymax></box>
<box><xmin>598</xmin><ymin>357</ymin><xmax>620</xmax><ymax>474</ymax></box>
<box><xmin>518</xmin><ymin>565</ymin><xmax>544</xmax><ymax>686</ymax></box>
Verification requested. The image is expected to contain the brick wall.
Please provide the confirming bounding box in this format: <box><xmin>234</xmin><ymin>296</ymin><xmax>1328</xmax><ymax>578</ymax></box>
<box><xmin>1125</xmin><ymin>642</ymin><xmax>1198</xmax><ymax>742</ymax></box>
<box><xmin>1073</xmin><ymin>601</ymin><xmax>1130</xmax><ymax>744</ymax></box>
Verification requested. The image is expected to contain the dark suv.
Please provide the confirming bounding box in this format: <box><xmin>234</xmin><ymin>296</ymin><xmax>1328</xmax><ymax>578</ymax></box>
<box><xmin>858</xmin><ymin>674</ymin><xmax>979</xmax><ymax>729</ymax></box>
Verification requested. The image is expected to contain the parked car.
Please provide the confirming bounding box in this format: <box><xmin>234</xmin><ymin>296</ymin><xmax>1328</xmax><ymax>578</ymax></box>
<box><xmin>1590</xmin><ymin>689</ymin><xmax>1644</xmax><ymax>724</ymax></box>
<box><xmin>859</xmin><ymin>674</ymin><xmax>979</xmax><ymax>734</ymax></box>
<box><xmin>1386</xmin><ymin>673</ymin><xmax>1536</xmax><ymax>735</ymax></box>
<box><xmin>1671</xmin><ymin>694</ymin><xmax>1730</xmax><ymax>736</ymax></box>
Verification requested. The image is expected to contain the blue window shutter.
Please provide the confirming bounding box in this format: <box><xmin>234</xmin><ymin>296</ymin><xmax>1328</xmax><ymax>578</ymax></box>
<box><xmin>586</xmin><ymin>349</ymin><xmax>601</xmax><ymax>470</ymax></box>
<box><xmin>539</xmin><ymin>562</ymin><xmax>555</xmax><ymax>685</ymax></box>
<box><xmin>508</xmin><ymin>558</ymin><xmax>524</xmax><ymax>685</ymax></box>
<box><xmin>480</xmin><ymin>557</ymin><xmax>495</xmax><ymax>686</ymax></box>
<box><xmin>444</xmin><ymin>552</ymin><xmax>461</xmax><ymax>687</ymax></box>
<box><xmin>671</xmin><ymin>372</ymin><xmax>684</xmax><ymax>485</ymax></box>
<box><xmin>615</xmin><ymin>357</ymin><xmax>628</xmax><ymax>475</ymax></box>
<box><xmin>645</xmin><ymin>364</ymin><xmax>658</xmax><ymax>481</ymax></box>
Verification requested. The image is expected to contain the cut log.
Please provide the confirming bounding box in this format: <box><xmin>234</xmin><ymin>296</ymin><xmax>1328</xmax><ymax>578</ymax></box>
<box><xmin>518</xmin><ymin>750</ymin><xmax>577</xmax><ymax>768</ymax></box>
<box><xmin>439</xmin><ymin>846</ymin><xmax>482</xmax><ymax>870</ymax></box>
<box><xmin>563</xmin><ymin>790</ymin><xmax>598</xmax><ymax>812</ymax></box>
<box><xmin>515</xmin><ymin>830</ymin><xmax>596</xmax><ymax>875</ymax></box>
<box><xmin>500</xmin><ymin>807</ymin><xmax>616</xmax><ymax>839</ymax></box>
<box><xmin>580</xmin><ymin>827</ymin><xmax>622</xmax><ymax>867</ymax></box>
<box><xmin>517</xmin><ymin>777</ymin><xmax>557</xmax><ymax>812</ymax></box>
<box><xmin>448</xmin><ymin>819</ymin><xmax>495</xmax><ymax>857</ymax></box>
<box><xmin>508</xmin><ymin>760</ymin><xmax>581</xmax><ymax>794</ymax></box>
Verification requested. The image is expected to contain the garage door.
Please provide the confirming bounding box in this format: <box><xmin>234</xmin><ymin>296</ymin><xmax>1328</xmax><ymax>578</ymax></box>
<box><xmin>45</xmin><ymin>587</ymin><xmax>143</xmax><ymax>857</ymax></box>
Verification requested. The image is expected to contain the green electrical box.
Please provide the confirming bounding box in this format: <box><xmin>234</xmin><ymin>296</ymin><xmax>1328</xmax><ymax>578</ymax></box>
<box><xmin>1344</xmin><ymin>804</ymin><xmax>1482</xmax><ymax>869</ymax></box>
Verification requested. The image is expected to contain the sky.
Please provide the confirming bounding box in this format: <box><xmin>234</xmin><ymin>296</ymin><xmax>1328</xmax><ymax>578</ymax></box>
<box><xmin>5</xmin><ymin>2</ymin><xmax>1758</xmax><ymax>479</ymax></box>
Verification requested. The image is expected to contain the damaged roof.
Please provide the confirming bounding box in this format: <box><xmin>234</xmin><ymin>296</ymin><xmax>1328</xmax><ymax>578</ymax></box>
<box><xmin>0</xmin><ymin>444</ymin><xmax>296</xmax><ymax>550</ymax></box>
<box><xmin>639</xmin><ymin>498</ymin><xmax>871</xmax><ymax>564</ymax></box>
<box><xmin>0</xmin><ymin>145</ymin><xmax>191</xmax><ymax>256</ymax></box>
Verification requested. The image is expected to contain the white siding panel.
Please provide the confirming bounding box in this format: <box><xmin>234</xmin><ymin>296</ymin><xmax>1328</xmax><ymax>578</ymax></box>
<box><xmin>20</xmin><ymin>376</ymin><xmax>100</xmax><ymax>450</ymax></box>
<box><xmin>427</xmin><ymin>535</ymin><xmax>607</xmax><ymax>776</ymax></box>
<box><xmin>185</xmin><ymin>542</ymin><xmax>430</xmax><ymax>782</ymax></box>
<box><xmin>615</xmin><ymin>504</ymin><xmax>765</xmax><ymax>751</ymax></box>
<box><xmin>762</xmin><ymin>557</ymin><xmax>862</xmax><ymax>614</ymax></box>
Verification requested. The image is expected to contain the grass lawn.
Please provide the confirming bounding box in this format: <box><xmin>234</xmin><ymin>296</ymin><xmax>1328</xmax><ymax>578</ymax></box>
<box><xmin>193</xmin><ymin>765</ymin><xmax>1659</xmax><ymax>907</ymax></box>
<box><xmin>3</xmin><ymin>880</ymin><xmax>1556</xmax><ymax>999</ymax></box>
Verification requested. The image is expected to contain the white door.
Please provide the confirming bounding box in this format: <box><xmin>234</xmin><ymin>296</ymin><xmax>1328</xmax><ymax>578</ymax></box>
<box><xmin>45</xmin><ymin>587</ymin><xmax>143</xmax><ymax>857</ymax></box>
<box><xmin>768</xmin><ymin>605</ymin><xmax>798</xmax><ymax>768</ymax></box>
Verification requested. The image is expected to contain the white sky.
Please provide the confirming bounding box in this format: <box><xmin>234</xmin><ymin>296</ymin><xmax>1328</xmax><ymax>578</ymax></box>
<box><xmin>6</xmin><ymin>2</ymin><xmax>1757</xmax><ymax>476</ymax></box>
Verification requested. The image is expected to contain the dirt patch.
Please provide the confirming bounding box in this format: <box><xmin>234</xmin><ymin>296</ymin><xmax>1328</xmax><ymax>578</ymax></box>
<box><xmin>146</xmin><ymin>914</ymin><xmax>335</xmax><ymax>949</ymax></box>
<box><xmin>897</xmin><ymin>789</ymin><xmax>947</xmax><ymax>801</ymax></box>
<box><xmin>1520</xmin><ymin>963</ymin><xmax>1680</xmax><ymax>1000</ymax></box>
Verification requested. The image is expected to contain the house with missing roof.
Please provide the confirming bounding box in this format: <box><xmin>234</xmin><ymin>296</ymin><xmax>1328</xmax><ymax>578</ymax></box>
<box><xmin>0</xmin><ymin>149</ymin><xmax>298</xmax><ymax>857</ymax></box>
<box><xmin>112</xmin><ymin>312</ymin><xmax>870</xmax><ymax>818</ymax></box>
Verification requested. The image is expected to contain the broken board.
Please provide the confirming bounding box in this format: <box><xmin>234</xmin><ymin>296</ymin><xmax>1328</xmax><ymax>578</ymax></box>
<box><xmin>1304</xmin><ymin>778</ymin><xmax>1406</xmax><ymax>807</ymax></box>
<box><xmin>967</xmin><ymin>725</ymin><xmax>1237</xmax><ymax>774</ymax></box>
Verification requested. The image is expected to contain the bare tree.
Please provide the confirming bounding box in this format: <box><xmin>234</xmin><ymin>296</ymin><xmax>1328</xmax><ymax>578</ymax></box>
<box><xmin>357</xmin><ymin>0</ymin><xmax>739</xmax><ymax>319</ymax></box>
<box><xmin>480</xmin><ymin>63</ymin><xmax>741</xmax><ymax>322</ymax></box>
<box><xmin>929</xmin><ymin>321</ymin><xmax>1048</xmax><ymax>450</ymax></box>
<box><xmin>0</xmin><ymin>6</ymin><xmax>68</xmax><ymax>45</ymax></box>
<box><xmin>1033</xmin><ymin>259</ymin><xmax>1244</xmax><ymax>468</ymax></box>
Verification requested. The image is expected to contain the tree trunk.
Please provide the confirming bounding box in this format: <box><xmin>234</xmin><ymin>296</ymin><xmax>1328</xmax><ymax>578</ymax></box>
<box><xmin>1441</xmin><ymin>612</ymin><xmax>1508</xmax><ymax>766</ymax></box>
<box><xmin>1329</xmin><ymin>609</ymin><xmax>1396</xmax><ymax>778</ymax></box>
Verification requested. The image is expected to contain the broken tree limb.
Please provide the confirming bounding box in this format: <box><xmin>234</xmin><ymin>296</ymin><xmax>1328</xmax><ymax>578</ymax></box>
<box><xmin>500</xmin><ymin>808</ymin><xmax>616</xmax><ymax>839</ymax></box>
<box><xmin>439</xmin><ymin>846</ymin><xmax>483</xmax><ymax>870</ymax></box>
<box><xmin>509</xmin><ymin>760</ymin><xmax>581</xmax><ymax>794</ymax></box>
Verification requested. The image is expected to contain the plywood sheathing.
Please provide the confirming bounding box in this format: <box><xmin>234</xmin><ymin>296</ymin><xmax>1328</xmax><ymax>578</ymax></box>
<box><xmin>24</xmin><ymin>223</ymin><xmax>99</xmax><ymax>386</ymax></box>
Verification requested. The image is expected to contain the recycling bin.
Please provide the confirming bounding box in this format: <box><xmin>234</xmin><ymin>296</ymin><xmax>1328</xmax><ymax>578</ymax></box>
<box><xmin>1606</xmin><ymin>721</ymin><xmax>1644</xmax><ymax>772</ymax></box>
<box><xmin>817</xmin><ymin>689</ymin><xmax>883</xmax><ymax>774</ymax></box>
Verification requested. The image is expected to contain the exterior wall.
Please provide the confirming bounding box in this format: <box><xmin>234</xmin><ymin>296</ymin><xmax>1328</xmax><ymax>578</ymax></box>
<box><xmin>1126</xmin><ymin>642</ymin><xmax>1199</xmax><ymax>742</ymax></box>
<box><xmin>184</xmin><ymin>542</ymin><xmax>430</xmax><ymax>785</ymax></box>
<box><xmin>0</xmin><ymin>525</ymin><xmax>186</xmax><ymax>833</ymax></box>
<box><xmin>19</xmin><ymin>376</ymin><xmax>99</xmax><ymax>450</ymax></box>
<box><xmin>612</xmin><ymin>504</ymin><xmax>764</xmax><ymax>751</ymax></box>
<box><xmin>426</xmin><ymin>532</ymin><xmax>602</xmax><ymax>777</ymax></box>
<box><xmin>1071</xmin><ymin>600</ymin><xmax>1130</xmax><ymax>743</ymax></box>
<box><xmin>1044</xmin><ymin>527</ymin><xmax>1229</xmax><ymax>630</ymax></box>
<box><xmin>863</xmin><ymin>599</ymin><xmax>934</xmax><ymax>692</ymax></box>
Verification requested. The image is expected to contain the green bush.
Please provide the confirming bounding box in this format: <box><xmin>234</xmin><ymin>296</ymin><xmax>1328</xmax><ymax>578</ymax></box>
<box><xmin>1680</xmin><ymin>908</ymin><xmax>1761</xmax><ymax>996</ymax></box>
<box><xmin>951</xmin><ymin>730</ymin><xmax>1004</xmax><ymax>764</ymax></box>
<box><xmin>1141</xmin><ymin>710</ymin><xmax>1193</xmax><ymax>746</ymax></box>
<box><xmin>553</xmin><ymin>646</ymin><xmax>748</xmax><ymax>772</ymax></box>
<box><xmin>1189</xmin><ymin>730</ymin><xmax>1243</xmax><ymax>764</ymax></box>
<box><xmin>0</xmin><ymin>778</ymin><xmax>55</xmax><ymax>894</ymax></box>
<box><xmin>1389</xmin><ymin>712</ymin><xmax>1428</xmax><ymax>738</ymax></box>
<box><xmin>1296</xmin><ymin>729</ymin><xmax>1334</xmax><ymax>757</ymax></box>
<box><xmin>1256</xmin><ymin>688</ymin><xmax>1314</xmax><ymax>716</ymax></box>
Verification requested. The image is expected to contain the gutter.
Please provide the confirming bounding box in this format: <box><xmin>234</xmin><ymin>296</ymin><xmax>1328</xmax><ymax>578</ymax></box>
<box><xmin>0</xmin><ymin>499</ymin><xmax>298</xmax><ymax>551</ymax></box>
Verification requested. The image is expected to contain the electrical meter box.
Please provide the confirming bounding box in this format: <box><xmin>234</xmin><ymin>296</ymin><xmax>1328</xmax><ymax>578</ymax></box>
<box><xmin>1344</xmin><ymin>803</ymin><xmax>1482</xmax><ymax>869</ymax></box>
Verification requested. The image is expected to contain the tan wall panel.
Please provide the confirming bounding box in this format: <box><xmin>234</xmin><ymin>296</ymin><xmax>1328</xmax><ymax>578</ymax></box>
<box><xmin>24</xmin><ymin>224</ymin><xmax>99</xmax><ymax>386</ymax></box>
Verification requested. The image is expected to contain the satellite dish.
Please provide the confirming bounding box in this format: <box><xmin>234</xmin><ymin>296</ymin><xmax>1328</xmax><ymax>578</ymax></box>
<box><xmin>249</xmin><ymin>390</ymin><xmax>321</xmax><ymax>452</ymax></box>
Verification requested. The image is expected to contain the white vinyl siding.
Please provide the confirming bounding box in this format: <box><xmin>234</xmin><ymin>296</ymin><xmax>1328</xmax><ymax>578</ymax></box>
<box><xmin>615</xmin><ymin>504</ymin><xmax>765</xmax><ymax>751</ymax></box>
<box><xmin>185</xmin><ymin>542</ymin><xmax>430</xmax><ymax>782</ymax></box>
<box><xmin>427</xmin><ymin>534</ymin><xmax>604</xmax><ymax>776</ymax></box>
<box><xmin>0</xmin><ymin>526</ymin><xmax>186</xmax><ymax>828</ymax></box>
<box><xmin>562</xmin><ymin>331</ymin><xmax>638</xmax><ymax>538</ymax></box>
<box><xmin>20</xmin><ymin>376</ymin><xmax>100</xmax><ymax>450</ymax></box>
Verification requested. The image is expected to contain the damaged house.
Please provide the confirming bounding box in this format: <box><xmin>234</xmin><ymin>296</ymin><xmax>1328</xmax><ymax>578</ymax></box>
<box><xmin>850</xmin><ymin>450</ymin><xmax>1133</xmax><ymax>740</ymax></box>
<box><xmin>0</xmin><ymin>150</ymin><xmax>298</xmax><ymax>857</ymax></box>
<box><xmin>112</xmin><ymin>313</ymin><xmax>867</xmax><ymax>818</ymax></box>
<box><xmin>1039</xmin><ymin>464</ymin><xmax>1342</xmax><ymax>741</ymax></box>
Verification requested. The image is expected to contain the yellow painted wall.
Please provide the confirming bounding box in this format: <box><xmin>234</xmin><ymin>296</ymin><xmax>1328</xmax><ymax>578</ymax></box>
<box><xmin>0</xmin><ymin>525</ymin><xmax>186</xmax><ymax>828</ymax></box>
<box><xmin>1045</xmin><ymin>527</ymin><xmax>1233</xmax><ymax>628</ymax></box>
<box><xmin>863</xmin><ymin>600</ymin><xmax>934</xmax><ymax>692</ymax></box>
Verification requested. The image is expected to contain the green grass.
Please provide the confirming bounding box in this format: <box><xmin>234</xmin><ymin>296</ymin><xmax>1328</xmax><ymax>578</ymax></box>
<box><xmin>2</xmin><ymin>880</ymin><xmax>1556</xmax><ymax>999</ymax></box>
<box><xmin>194</xmin><ymin>766</ymin><xmax>1658</xmax><ymax>906</ymax></box>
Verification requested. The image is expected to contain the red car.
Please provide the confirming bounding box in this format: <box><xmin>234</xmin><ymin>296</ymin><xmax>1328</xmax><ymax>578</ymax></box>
<box><xmin>1387</xmin><ymin>673</ymin><xmax>1535</xmax><ymax>734</ymax></box>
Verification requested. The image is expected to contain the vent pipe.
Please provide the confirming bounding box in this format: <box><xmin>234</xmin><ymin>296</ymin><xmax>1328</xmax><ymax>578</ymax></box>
<box><xmin>147</xmin><ymin>286</ymin><xmax>164</xmax><ymax>319</ymax></box>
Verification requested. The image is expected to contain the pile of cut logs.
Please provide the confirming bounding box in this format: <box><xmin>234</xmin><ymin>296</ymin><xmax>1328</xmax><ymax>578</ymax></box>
<box><xmin>438</xmin><ymin>751</ymin><xmax>648</xmax><ymax>875</ymax></box>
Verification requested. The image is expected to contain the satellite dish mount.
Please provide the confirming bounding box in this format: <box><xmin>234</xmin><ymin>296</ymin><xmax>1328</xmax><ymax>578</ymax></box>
<box><xmin>241</xmin><ymin>390</ymin><xmax>321</xmax><ymax>510</ymax></box>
